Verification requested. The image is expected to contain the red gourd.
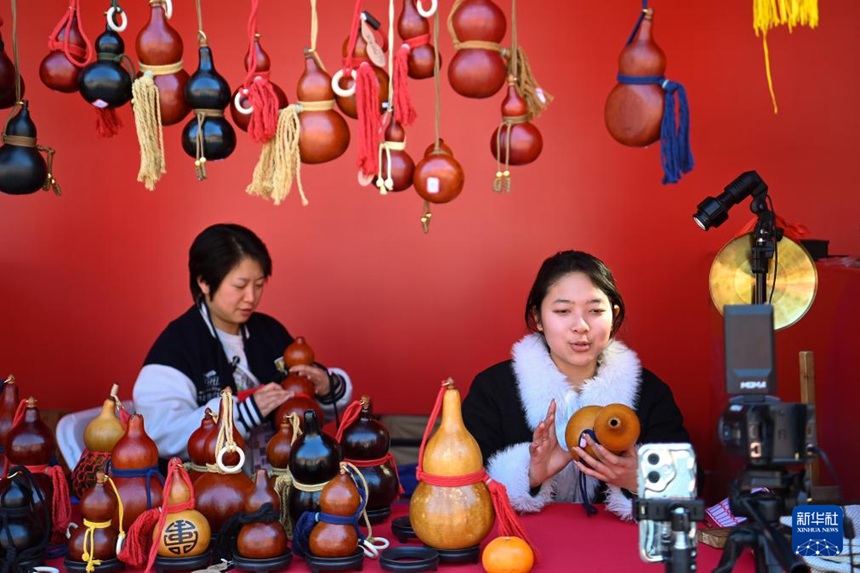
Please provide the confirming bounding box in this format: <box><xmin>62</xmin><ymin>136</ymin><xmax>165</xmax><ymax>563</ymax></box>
<box><xmin>135</xmin><ymin>0</ymin><xmax>190</xmax><ymax>126</ymax></box>
<box><xmin>447</xmin><ymin>0</ymin><xmax>507</xmax><ymax>99</ymax></box>
<box><xmin>604</xmin><ymin>9</ymin><xmax>666</xmax><ymax>147</ymax></box>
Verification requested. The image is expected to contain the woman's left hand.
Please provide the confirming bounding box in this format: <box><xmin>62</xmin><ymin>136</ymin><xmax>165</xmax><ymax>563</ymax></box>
<box><xmin>571</xmin><ymin>434</ymin><xmax>638</xmax><ymax>492</ymax></box>
<box><xmin>289</xmin><ymin>364</ymin><xmax>330</xmax><ymax>396</ymax></box>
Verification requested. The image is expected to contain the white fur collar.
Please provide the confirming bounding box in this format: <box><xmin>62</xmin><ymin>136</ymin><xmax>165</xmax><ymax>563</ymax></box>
<box><xmin>512</xmin><ymin>333</ymin><xmax>642</xmax><ymax>430</ymax></box>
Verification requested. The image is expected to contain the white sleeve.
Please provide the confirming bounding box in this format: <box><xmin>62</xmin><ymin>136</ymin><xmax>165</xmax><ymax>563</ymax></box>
<box><xmin>132</xmin><ymin>364</ymin><xmax>221</xmax><ymax>459</ymax></box>
<box><xmin>318</xmin><ymin>367</ymin><xmax>353</xmax><ymax>418</ymax></box>
<box><xmin>486</xmin><ymin>442</ymin><xmax>555</xmax><ymax>513</ymax></box>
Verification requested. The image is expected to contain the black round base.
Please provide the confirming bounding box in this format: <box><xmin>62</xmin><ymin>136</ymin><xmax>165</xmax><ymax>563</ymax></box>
<box><xmin>379</xmin><ymin>546</ymin><xmax>439</xmax><ymax>572</ymax></box>
<box><xmin>364</xmin><ymin>505</ymin><xmax>392</xmax><ymax>524</ymax></box>
<box><xmin>64</xmin><ymin>557</ymin><xmax>125</xmax><ymax>573</ymax></box>
<box><xmin>153</xmin><ymin>552</ymin><xmax>212</xmax><ymax>572</ymax></box>
<box><xmin>232</xmin><ymin>551</ymin><xmax>293</xmax><ymax>572</ymax></box>
<box><xmin>302</xmin><ymin>547</ymin><xmax>364</xmax><ymax>573</ymax></box>
<box><xmin>434</xmin><ymin>545</ymin><xmax>480</xmax><ymax>564</ymax></box>
<box><xmin>390</xmin><ymin>516</ymin><xmax>418</xmax><ymax>543</ymax></box>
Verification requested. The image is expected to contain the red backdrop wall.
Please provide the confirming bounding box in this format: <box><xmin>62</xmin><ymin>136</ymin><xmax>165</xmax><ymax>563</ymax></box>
<box><xmin>1</xmin><ymin>1</ymin><xmax>858</xmax><ymax>502</ymax></box>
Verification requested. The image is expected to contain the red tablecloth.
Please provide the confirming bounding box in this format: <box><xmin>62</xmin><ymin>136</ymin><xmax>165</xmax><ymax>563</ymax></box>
<box><xmin>45</xmin><ymin>502</ymin><xmax>756</xmax><ymax>573</ymax></box>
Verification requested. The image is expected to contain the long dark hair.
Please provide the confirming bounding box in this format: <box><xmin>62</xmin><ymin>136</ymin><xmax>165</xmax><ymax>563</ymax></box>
<box><xmin>188</xmin><ymin>223</ymin><xmax>273</xmax><ymax>301</ymax></box>
<box><xmin>524</xmin><ymin>250</ymin><xmax>626</xmax><ymax>337</ymax></box>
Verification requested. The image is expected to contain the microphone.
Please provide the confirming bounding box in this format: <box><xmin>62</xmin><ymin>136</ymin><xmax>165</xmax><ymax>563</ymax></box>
<box><xmin>693</xmin><ymin>171</ymin><xmax>768</xmax><ymax>231</ymax></box>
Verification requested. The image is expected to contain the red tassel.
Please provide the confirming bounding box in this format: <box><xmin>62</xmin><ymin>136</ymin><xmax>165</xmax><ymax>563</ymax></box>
<box><xmin>335</xmin><ymin>400</ymin><xmax>363</xmax><ymax>442</ymax></box>
<box><xmin>118</xmin><ymin>507</ymin><xmax>160</xmax><ymax>568</ymax></box>
<box><xmin>486</xmin><ymin>478</ymin><xmax>540</xmax><ymax>560</ymax></box>
<box><xmin>393</xmin><ymin>47</ymin><xmax>417</xmax><ymax>127</ymax></box>
<box><xmin>95</xmin><ymin>107</ymin><xmax>122</xmax><ymax>138</ymax></box>
<box><xmin>355</xmin><ymin>63</ymin><xmax>381</xmax><ymax>177</ymax></box>
<box><xmin>247</xmin><ymin>78</ymin><xmax>279</xmax><ymax>144</ymax></box>
<box><xmin>46</xmin><ymin>465</ymin><xmax>72</xmax><ymax>535</ymax></box>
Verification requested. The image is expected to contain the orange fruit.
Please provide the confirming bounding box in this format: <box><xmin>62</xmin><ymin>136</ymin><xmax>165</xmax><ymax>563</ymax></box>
<box><xmin>481</xmin><ymin>536</ymin><xmax>535</xmax><ymax>573</ymax></box>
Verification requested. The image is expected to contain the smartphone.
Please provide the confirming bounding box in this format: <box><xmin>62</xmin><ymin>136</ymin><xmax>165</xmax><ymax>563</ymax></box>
<box><xmin>637</xmin><ymin>442</ymin><xmax>698</xmax><ymax>563</ymax></box>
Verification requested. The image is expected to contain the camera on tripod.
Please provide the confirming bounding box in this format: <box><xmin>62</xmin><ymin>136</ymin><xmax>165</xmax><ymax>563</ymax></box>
<box><xmin>717</xmin><ymin>304</ymin><xmax>817</xmax><ymax>470</ymax></box>
<box><xmin>713</xmin><ymin>304</ymin><xmax>818</xmax><ymax>573</ymax></box>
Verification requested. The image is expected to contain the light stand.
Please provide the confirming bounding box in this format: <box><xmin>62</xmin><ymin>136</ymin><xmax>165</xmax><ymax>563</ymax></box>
<box><xmin>748</xmin><ymin>195</ymin><xmax>782</xmax><ymax>305</ymax></box>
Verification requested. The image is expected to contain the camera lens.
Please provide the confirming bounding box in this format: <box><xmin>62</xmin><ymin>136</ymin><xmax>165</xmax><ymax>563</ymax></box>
<box><xmin>647</xmin><ymin>453</ymin><xmax>660</xmax><ymax>465</ymax></box>
<box><xmin>647</xmin><ymin>471</ymin><xmax>660</xmax><ymax>484</ymax></box>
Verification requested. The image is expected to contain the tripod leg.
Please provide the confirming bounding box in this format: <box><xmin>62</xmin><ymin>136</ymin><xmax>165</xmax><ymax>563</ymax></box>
<box><xmin>713</xmin><ymin>526</ymin><xmax>757</xmax><ymax>573</ymax></box>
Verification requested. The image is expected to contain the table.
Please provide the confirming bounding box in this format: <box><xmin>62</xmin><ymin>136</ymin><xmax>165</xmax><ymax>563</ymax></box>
<box><xmin>45</xmin><ymin>502</ymin><xmax>756</xmax><ymax>573</ymax></box>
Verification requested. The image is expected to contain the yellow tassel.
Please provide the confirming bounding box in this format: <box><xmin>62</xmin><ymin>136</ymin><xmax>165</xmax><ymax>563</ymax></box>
<box><xmin>752</xmin><ymin>0</ymin><xmax>819</xmax><ymax>114</ymax></box>
<box><xmin>131</xmin><ymin>72</ymin><xmax>166</xmax><ymax>190</ymax></box>
<box><xmin>246</xmin><ymin>105</ymin><xmax>307</xmax><ymax>206</ymax></box>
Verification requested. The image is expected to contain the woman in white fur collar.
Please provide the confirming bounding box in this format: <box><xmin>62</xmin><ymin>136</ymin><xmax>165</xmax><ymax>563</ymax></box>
<box><xmin>462</xmin><ymin>251</ymin><xmax>691</xmax><ymax>520</ymax></box>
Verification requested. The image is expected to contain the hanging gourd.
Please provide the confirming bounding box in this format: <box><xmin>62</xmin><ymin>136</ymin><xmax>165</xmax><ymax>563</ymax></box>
<box><xmin>286</xmin><ymin>410</ymin><xmax>342</xmax><ymax>532</ymax></box>
<box><xmin>409</xmin><ymin>379</ymin><xmax>533</xmax><ymax>557</ymax></box>
<box><xmin>295</xmin><ymin>0</ymin><xmax>350</xmax><ymax>166</ymax></box>
<box><xmin>185</xmin><ymin>408</ymin><xmax>216</xmax><ymax>483</ymax></box>
<box><xmin>230</xmin><ymin>0</ymin><xmax>288</xmax><ymax>144</ymax></box>
<box><xmin>108</xmin><ymin>413</ymin><xmax>164</xmax><ymax>532</ymax></box>
<box><xmin>0</xmin><ymin>465</ymin><xmax>51</xmax><ymax>572</ymax></box>
<box><xmin>132</xmin><ymin>0</ymin><xmax>189</xmax><ymax>190</ymax></box>
<box><xmin>266</xmin><ymin>412</ymin><xmax>301</xmax><ymax>538</ymax></box>
<box><xmin>230</xmin><ymin>34</ymin><xmax>288</xmax><ymax>138</ymax></box>
<box><xmin>447</xmin><ymin>0</ymin><xmax>508</xmax><ymax>98</ymax></box>
<box><xmin>193</xmin><ymin>389</ymin><xmax>252</xmax><ymax>534</ymax></box>
<box><xmin>0</xmin><ymin>7</ymin><xmax>61</xmax><ymax>198</ymax></box>
<box><xmin>78</xmin><ymin>10</ymin><xmax>135</xmax><ymax>139</ymax></box>
<box><xmin>0</xmin><ymin>375</ymin><xmax>19</xmax><ymax>468</ymax></box>
<box><xmin>0</xmin><ymin>101</ymin><xmax>61</xmax><ymax>196</ymax></box>
<box><xmin>243</xmin><ymin>10</ymin><xmax>314</xmax><ymax>209</ymax></box>
<box><xmin>274</xmin><ymin>337</ymin><xmax>324</xmax><ymax>427</ymax></box>
<box><xmin>333</xmin><ymin>7</ymin><xmax>390</xmax><ymax>187</ymax></box>
<box><xmin>66</xmin><ymin>472</ymin><xmax>123</xmax><ymax>573</ymax></box>
<box><xmin>39</xmin><ymin>0</ymin><xmax>93</xmax><ymax>94</ymax></box>
<box><xmin>397</xmin><ymin>0</ymin><xmax>439</xmax><ymax>80</ymax></box>
<box><xmin>180</xmin><ymin>3</ymin><xmax>236</xmax><ymax>181</ymax></box>
<box><xmin>604</xmin><ymin>2</ymin><xmax>693</xmax><ymax>184</ymax></box>
<box><xmin>0</xmin><ymin>17</ymin><xmax>24</xmax><ymax>109</ymax></box>
<box><xmin>753</xmin><ymin>0</ymin><xmax>819</xmax><ymax>114</ymax></box>
<box><xmin>488</xmin><ymin>0</ymin><xmax>550</xmax><ymax>193</ymax></box>
<box><xmin>134</xmin><ymin>0</ymin><xmax>188</xmax><ymax>126</ymax></box>
<box><xmin>70</xmin><ymin>385</ymin><xmax>128</xmax><ymax>499</ymax></box>
<box><xmin>374</xmin><ymin>0</ymin><xmax>416</xmax><ymax>195</ymax></box>
<box><xmin>413</xmin><ymin>9</ymin><xmax>464</xmax><ymax>233</ymax></box>
<box><xmin>333</xmin><ymin>9</ymin><xmax>389</xmax><ymax>120</ymax></box>
<box><xmin>376</xmin><ymin>117</ymin><xmax>414</xmax><ymax>193</ymax></box>
<box><xmin>5</xmin><ymin>397</ymin><xmax>72</xmax><ymax>544</ymax></box>
<box><xmin>336</xmin><ymin>396</ymin><xmax>402</xmax><ymax>523</ymax></box>
<box><xmin>118</xmin><ymin>458</ymin><xmax>210</xmax><ymax>573</ymax></box>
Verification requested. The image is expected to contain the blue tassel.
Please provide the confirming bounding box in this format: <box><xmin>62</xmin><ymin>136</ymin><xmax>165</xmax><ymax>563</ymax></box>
<box><xmin>291</xmin><ymin>511</ymin><xmax>318</xmax><ymax>558</ymax></box>
<box><xmin>660</xmin><ymin>80</ymin><xmax>694</xmax><ymax>184</ymax></box>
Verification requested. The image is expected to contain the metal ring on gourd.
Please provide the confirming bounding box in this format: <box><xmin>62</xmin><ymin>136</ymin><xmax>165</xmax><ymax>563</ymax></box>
<box><xmin>65</xmin><ymin>522</ymin><xmax>78</xmax><ymax>539</ymax></box>
<box><xmin>416</xmin><ymin>0</ymin><xmax>437</xmax><ymax>18</ymax></box>
<box><xmin>233</xmin><ymin>89</ymin><xmax>253</xmax><ymax>115</ymax></box>
<box><xmin>331</xmin><ymin>68</ymin><xmax>357</xmax><ymax>97</ymax></box>
<box><xmin>163</xmin><ymin>0</ymin><xmax>173</xmax><ymax>20</ymax></box>
<box><xmin>216</xmin><ymin>445</ymin><xmax>246</xmax><ymax>473</ymax></box>
<box><xmin>106</xmin><ymin>7</ymin><xmax>128</xmax><ymax>33</ymax></box>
